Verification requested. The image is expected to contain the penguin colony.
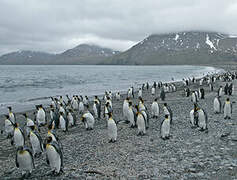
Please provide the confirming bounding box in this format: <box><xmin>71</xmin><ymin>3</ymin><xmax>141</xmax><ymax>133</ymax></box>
<box><xmin>0</xmin><ymin>71</ymin><xmax>236</xmax><ymax>178</ymax></box>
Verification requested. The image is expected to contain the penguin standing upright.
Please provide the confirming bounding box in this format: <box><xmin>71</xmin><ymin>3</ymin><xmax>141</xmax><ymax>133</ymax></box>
<box><xmin>16</xmin><ymin>146</ymin><xmax>35</xmax><ymax>178</ymax></box>
<box><xmin>197</xmin><ymin>108</ymin><xmax>208</xmax><ymax>131</ymax></box>
<box><xmin>213</xmin><ymin>96</ymin><xmax>222</xmax><ymax>114</ymax></box>
<box><xmin>163</xmin><ymin>103</ymin><xmax>173</xmax><ymax>124</ymax></box>
<box><xmin>12</xmin><ymin>123</ymin><xmax>25</xmax><ymax>148</ymax></box>
<box><xmin>67</xmin><ymin>109</ymin><xmax>76</xmax><ymax>127</ymax></box>
<box><xmin>135</xmin><ymin>105</ymin><xmax>146</xmax><ymax>136</ymax></box>
<box><xmin>200</xmin><ymin>88</ymin><xmax>205</xmax><ymax>99</ymax></box>
<box><xmin>93</xmin><ymin>99</ymin><xmax>101</xmax><ymax>119</ymax></box>
<box><xmin>23</xmin><ymin>113</ymin><xmax>35</xmax><ymax>137</ymax></box>
<box><xmin>8</xmin><ymin>107</ymin><xmax>16</xmax><ymax>124</ymax></box>
<box><xmin>228</xmin><ymin>83</ymin><xmax>233</xmax><ymax>96</ymax></box>
<box><xmin>151</xmin><ymin>98</ymin><xmax>159</xmax><ymax>118</ymax></box>
<box><xmin>44</xmin><ymin>137</ymin><xmax>63</xmax><ymax>175</ymax></box>
<box><xmin>160</xmin><ymin>87</ymin><xmax>166</xmax><ymax>101</ymax></box>
<box><xmin>224</xmin><ymin>83</ymin><xmax>229</xmax><ymax>95</ymax></box>
<box><xmin>160</xmin><ymin>115</ymin><xmax>171</xmax><ymax>140</ymax></box>
<box><xmin>2</xmin><ymin>115</ymin><xmax>14</xmax><ymax>138</ymax></box>
<box><xmin>123</xmin><ymin>97</ymin><xmax>129</xmax><ymax>122</ymax></box>
<box><xmin>104</xmin><ymin>102</ymin><xmax>112</xmax><ymax>121</ymax></box>
<box><xmin>223</xmin><ymin>98</ymin><xmax>232</xmax><ymax>119</ymax></box>
<box><xmin>107</xmin><ymin>113</ymin><xmax>117</xmax><ymax>143</ymax></box>
<box><xmin>59</xmin><ymin>112</ymin><xmax>68</xmax><ymax>132</ymax></box>
<box><xmin>138</xmin><ymin>88</ymin><xmax>142</xmax><ymax>98</ymax></box>
<box><xmin>78</xmin><ymin>96</ymin><xmax>84</xmax><ymax>114</ymax></box>
<box><xmin>127</xmin><ymin>102</ymin><xmax>136</xmax><ymax>128</ymax></box>
<box><xmin>191</xmin><ymin>91</ymin><xmax>198</xmax><ymax>103</ymax></box>
<box><xmin>36</xmin><ymin>105</ymin><xmax>46</xmax><ymax>126</ymax></box>
<box><xmin>71</xmin><ymin>96</ymin><xmax>79</xmax><ymax>111</ymax></box>
<box><xmin>151</xmin><ymin>86</ymin><xmax>155</xmax><ymax>95</ymax></box>
<box><xmin>218</xmin><ymin>86</ymin><xmax>223</xmax><ymax>97</ymax></box>
<box><xmin>29</xmin><ymin>130</ymin><xmax>43</xmax><ymax>157</ymax></box>
<box><xmin>190</xmin><ymin>104</ymin><xmax>198</xmax><ymax>128</ymax></box>
<box><xmin>209</xmin><ymin>83</ymin><xmax>214</xmax><ymax>91</ymax></box>
<box><xmin>81</xmin><ymin>111</ymin><xmax>95</xmax><ymax>130</ymax></box>
<box><xmin>115</xmin><ymin>92</ymin><xmax>120</xmax><ymax>101</ymax></box>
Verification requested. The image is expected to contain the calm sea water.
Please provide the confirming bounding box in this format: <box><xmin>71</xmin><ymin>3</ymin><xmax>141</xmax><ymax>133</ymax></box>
<box><xmin>0</xmin><ymin>65</ymin><xmax>223</xmax><ymax>114</ymax></box>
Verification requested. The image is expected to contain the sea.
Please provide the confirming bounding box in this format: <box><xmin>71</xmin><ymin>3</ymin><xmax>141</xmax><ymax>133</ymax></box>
<box><xmin>0</xmin><ymin>65</ymin><xmax>224</xmax><ymax>114</ymax></box>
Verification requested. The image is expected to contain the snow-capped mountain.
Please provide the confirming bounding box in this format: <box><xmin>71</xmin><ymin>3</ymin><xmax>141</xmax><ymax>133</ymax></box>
<box><xmin>104</xmin><ymin>31</ymin><xmax>237</xmax><ymax>65</ymax></box>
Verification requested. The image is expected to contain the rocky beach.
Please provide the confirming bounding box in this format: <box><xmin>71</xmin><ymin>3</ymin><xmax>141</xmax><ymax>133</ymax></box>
<box><xmin>0</xmin><ymin>64</ymin><xmax>237</xmax><ymax>180</ymax></box>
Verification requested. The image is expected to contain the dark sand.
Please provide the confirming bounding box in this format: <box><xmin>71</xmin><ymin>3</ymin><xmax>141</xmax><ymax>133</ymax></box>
<box><xmin>0</xmin><ymin>64</ymin><xmax>237</xmax><ymax>179</ymax></box>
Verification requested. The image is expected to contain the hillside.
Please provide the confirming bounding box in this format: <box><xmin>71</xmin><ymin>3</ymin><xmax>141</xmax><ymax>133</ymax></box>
<box><xmin>102</xmin><ymin>31</ymin><xmax>237</xmax><ymax>65</ymax></box>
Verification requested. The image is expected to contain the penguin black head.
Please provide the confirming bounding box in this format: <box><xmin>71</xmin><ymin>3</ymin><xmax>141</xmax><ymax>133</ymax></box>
<box><xmin>85</xmin><ymin>104</ymin><xmax>89</xmax><ymax>109</ymax></box>
<box><xmin>17</xmin><ymin>146</ymin><xmax>24</xmax><ymax>151</ymax></box>
<box><xmin>60</xmin><ymin>96</ymin><xmax>62</xmax><ymax>98</ymax></box>
<box><xmin>226</xmin><ymin>98</ymin><xmax>230</xmax><ymax>101</ymax></box>
<box><xmin>7</xmin><ymin>106</ymin><xmax>12</xmax><ymax>111</ymax></box>
<box><xmin>108</xmin><ymin>112</ymin><xmax>113</xmax><ymax>118</ymax></box>
<box><xmin>165</xmin><ymin>115</ymin><xmax>169</xmax><ymax>119</ymax></box>
<box><xmin>164</xmin><ymin>103</ymin><xmax>167</xmax><ymax>106</ymax></box>
<box><xmin>95</xmin><ymin>96</ymin><xmax>98</xmax><ymax>99</ymax></box>
<box><xmin>154</xmin><ymin>98</ymin><xmax>158</xmax><ymax>101</ymax></box>
<box><xmin>135</xmin><ymin>105</ymin><xmax>139</xmax><ymax>111</ymax></box>
<box><xmin>22</xmin><ymin>113</ymin><xmax>27</xmax><ymax>118</ymax></box>
<box><xmin>128</xmin><ymin>101</ymin><xmax>132</xmax><ymax>106</ymax></box>
<box><xmin>48</xmin><ymin>124</ymin><xmax>53</xmax><ymax>130</ymax></box>
<box><xmin>126</xmin><ymin>97</ymin><xmax>129</xmax><ymax>101</ymax></box>
<box><xmin>59</xmin><ymin>111</ymin><xmax>63</xmax><ymax>115</ymax></box>
<box><xmin>105</xmin><ymin>102</ymin><xmax>110</xmax><ymax>107</ymax></box>
<box><xmin>4</xmin><ymin>114</ymin><xmax>10</xmax><ymax>119</ymax></box>
<box><xmin>69</xmin><ymin>109</ymin><xmax>73</xmax><ymax>113</ymax></box>
<box><xmin>46</xmin><ymin>136</ymin><xmax>53</xmax><ymax>144</ymax></box>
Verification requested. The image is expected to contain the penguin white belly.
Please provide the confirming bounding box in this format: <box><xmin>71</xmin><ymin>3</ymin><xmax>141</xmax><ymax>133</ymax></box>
<box><xmin>93</xmin><ymin>104</ymin><xmax>98</xmax><ymax>118</ymax></box>
<box><xmin>116</xmin><ymin>94</ymin><xmax>120</xmax><ymax>100</ymax></box>
<box><xmin>198</xmin><ymin>110</ymin><xmax>206</xmax><ymax>129</ymax></box>
<box><xmin>123</xmin><ymin>102</ymin><xmax>129</xmax><ymax>119</ymax></box>
<box><xmin>224</xmin><ymin>104</ymin><xmax>231</xmax><ymax>117</ymax></box>
<box><xmin>137</xmin><ymin>115</ymin><xmax>145</xmax><ymax>134</ymax></box>
<box><xmin>59</xmin><ymin>116</ymin><xmax>66</xmax><ymax>131</ymax></box>
<box><xmin>79</xmin><ymin>102</ymin><xmax>84</xmax><ymax>113</ymax></box>
<box><xmin>161</xmin><ymin>119</ymin><xmax>170</xmax><ymax>138</ymax></box>
<box><xmin>190</xmin><ymin>110</ymin><xmax>195</xmax><ymax>126</ymax></box>
<box><xmin>72</xmin><ymin>101</ymin><xmax>78</xmax><ymax>110</ymax></box>
<box><xmin>37</xmin><ymin>110</ymin><xmax>46</xmax><ymax>125</ymax></box>
<box><xmin>108</xmin><ymin>120</ymin><xmax>117</xmax><ymax>141</ymax></box>
<box><xmin>128</xmin><ymin>90</ymin><xmax>132</xmax><ymax>98</ymax></box>
<box><xmin>17</xmin><ymin>152</ymin><xmax>33</xmax><ymax>172</ymax></box>
<box><xmin>46</xmin><ymin>146</ymin><xmax>61</xmax><ymax>173</ymax></box>
<box><xmin>9</xmin><ymin>113</ymin><xmax>15</xmax><ymax>123</ymax></box>
<box><xmin>67</xmin><ymin>113</ymin><xmax>74</xmax><ymax>126</ymax></box>
<box><xmin>141</xmin><ymin>111</ymin><xmax>148</xmax><ymax>127</ymax></box>
<box><xmin>27</xmin><ymin>119</ymin><xmax>34</xmax><ymax>127</ymax></box>
<box><xmin>151</xmin><ymin>88</ymin><xmax>155</xmax><ymax>95</ymax></box>
<box><xmin>14</xmin><ymin>129</ymin><xmax>24</xmax><ymax>148</ymax></box>
<box><xmin>213</xmin><ymin>98</ymin><xmax>220</xmax><ymax>113</ymax></box>
<box><xmin>30</xmin><ymin>133</ymin><xmax>42</xmax><ymax>155</ymax></box>
<box><xmin>127</xmin><ymin>109</ymin><xmax>135</xmax><ymax>126</ymax></box>
<box><xmin>151</xmin><ymin>103</ymin><xmax>159</xmax><ymax>116</ymax></box>
<box><xmin>138</xmin><ymin>90</ymin><xmax>142</xmax><ymax>97</ymax></box>
<box><xmin>5</xmin><ymin>120</ymin><xmax>14</xmax><ymax>135</ymax></box>
<box><xmin>86</xmin><ymin>113</ymin><xmax>95</xmax><ymax>129</ymax></box>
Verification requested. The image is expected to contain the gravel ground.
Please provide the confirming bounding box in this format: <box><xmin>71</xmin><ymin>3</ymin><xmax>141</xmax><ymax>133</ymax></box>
<box><xmin>0</xmin><ymin>65</ymin><xmax>237</xmax><ymax>180</ymax></box>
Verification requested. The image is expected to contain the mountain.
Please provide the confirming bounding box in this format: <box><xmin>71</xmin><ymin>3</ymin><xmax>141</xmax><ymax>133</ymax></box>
<box><xmin>0</xmin><ymin>51</ymin><xmax>55</xmax><ymax>65</ymax></box>
<box><xmin>0</xmin><ymin>44</ymin><xmax>119</xmax><ymax>65</ymax></box>
<box><xmin>102</xmin><ymin>31</ymin><xmax>237</xmax><ymax>65</ymax></box>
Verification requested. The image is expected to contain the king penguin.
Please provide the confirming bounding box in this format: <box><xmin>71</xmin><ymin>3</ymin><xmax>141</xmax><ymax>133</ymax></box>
<box><xmin>23</xmin><ymin>113</ymin><xmax>35</xmax><ymax>137</ymax></box>
<box><xmin>12</xmin><ymin>123</ymin><xmax>25</xmax><ymax>148</ymax></box>
<box><xmin>81</xmin><ymin>111</ymin><xmax>95</xmax><ymax>130</ymax></box>
<box><xmin>107</xmin><ymin>112</ymin><xmax>117</xmax><ymax>143</ymax></box>
<box><xmin>197</xmin><ymin>107</ymin><xmax>208</xmax><ymax>132</ymax></box>
<box><xmin>213</xmin><ymin>96</ymin><xmax>222</xmax><ymax>114</ymax></box>
<box><xmin>2</xmin><ymin>114</ymin><xmax>14</xmax><ymax>138</ymax></box>
<box><xmin>16</xmin><ymin>146</ymin><xmax>35</xmax><ymax>178</ymax></box>
<box><xmin>29</xmin><ymin>130</ymin><xmax>43</xmax><ymax>157</ymax></box>
<box><xmin>218</xmin><ymin>86</ymin><xmax>223</xmax><ymax>97</ymax></box>
<box><xmin>151</xmin><ymin>98</ymin><xmax>159</xmax><ymax>118</ymax></box>
<box><xmin>44</xmin><ymin>136</ymin><xmax>63</xmax><ymax>175</ymax></box>
<box><xmin>138</xmin><ymin>88</ymin><xmax>142</xmax><ymax>98</ymax></box>
<box><xmin>160</xmin><ymin>115</ymin><xmax>171</xmax><ymax>140</ymax></box>
<box><xmin>8</xmin><ymin>106</ymin><xmax>16</xmax><ymax>124</ymax></box>
<box><xmin>223</xmin><ymin>98</ymin><xmax>232</xmax><ymax>119</ymax></box>
<box><xmin>163</xmin><ymin>103</ymin><xmax>173</xmax><ymax>124</ymax></box>
<box><xmin>67</xmin><ymin>109</ymin><xmax>76</xmax><ymax>127</ymax></box>
<box><xmin>135</xmin><ymin>105</ymin><xmax>146</xmax><ymax>136</ymax></box>
<box><xmin>123</xmin><ymin>97</ymin><xmax>129</xmax><ymax>123</ymax></box>
<box><xmin>59</xmin><ymin>112</ymin><xmax>68</xmax><ymax>132</ymax></box>
<box><xmin>190</xmin><ymin>103</ymin><xmax>198</xmax><ymax>128</ymax></box>
<box><xmin>115</xmin><ymin>92</ymin><xmax>120</xmax><ymax>101</ymax></box>
<box><xmin>36</xmin><ymin>104</ymin><xmax>46</xmax><ymax>127</ymax></box>
<box><xmin>127</xmin><ymin>101</ymin><xmax>136</xmax><ymax>128</ymax></box>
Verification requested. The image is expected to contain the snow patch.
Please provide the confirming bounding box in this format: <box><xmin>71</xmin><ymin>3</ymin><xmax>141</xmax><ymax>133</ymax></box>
<box><xmin>229</xmin><ymin>35</ymin><xmax>237</xmax><ymax>38</ymax></box>
<box><xmin>206</xmin><ymin>35</ymin><xmax>217</xmax><ymax>50</ymax></box>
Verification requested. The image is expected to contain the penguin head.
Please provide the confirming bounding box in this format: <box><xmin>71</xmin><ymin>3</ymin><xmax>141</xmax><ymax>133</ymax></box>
<box><xmin>22</xmin><ymin>113</ymin><xmax>27</xmax><ymax>118</ymax></box>
<box><xmin>48</xmin><ymin>124</ymin><xmax>53</xmax><ymax>130</ymax></box>
<box><xmin>4</xmin><ymin>114</ymin><xmax>9</xmax><ymax>119</ymax></box>
<box><xmin>165</xmin><ymin>115</ymin><xmax>169</xmax><ymax>119</ymax></box>
<box><xmin>17</xmin><ymin>146</ymin><xmax>24</xmax><ymax>152</ymax></box>
<box><xmin>128</xmin><ymin>101</ymin><xmax>132</xmax><ymax>107</ymax></box>
<box><xmin>59</xmin><ymin>111</ymin><xmax>64</xmax><ymax>116</ymax></box>
<box><xmin>108</xmin><ymin>112</ymin><xmax>113</xmax><ymax>119</ymax></box>
<box><xmin>126</xmin><ymin>97</ymin><xmax>129</xmax><ymax>101</ymax></box>
<box><xmin>154</xmin><ymin>98</ymin><xmax>158</xmax><ymax>102</ymax></box>
<box><xmin>7</xmin><ymin>106</ymin><xmax>12</xmax><ymax>112</ymax></box>
<box><xmin>164</xmin><ymin>103</ymin><xmax>167</xmax><ymax>107</ymax></box>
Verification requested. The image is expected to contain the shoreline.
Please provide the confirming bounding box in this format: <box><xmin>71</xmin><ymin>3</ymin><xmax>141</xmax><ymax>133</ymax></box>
<box><xmin>0</xmin><ymin>65</ymin><xmax>224</xmax><ymax>116</ymax></box>
<box><xmin>0</xmin><ymin>64</ymin><xmax>236</xmax><ymax>179</ymax></box>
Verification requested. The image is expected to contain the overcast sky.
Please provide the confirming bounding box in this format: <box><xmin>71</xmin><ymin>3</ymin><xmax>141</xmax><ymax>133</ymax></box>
<box><xmin>0</xmin><ymin>0</ymin><xmax>237</xmax><ymax>55</ymax></box>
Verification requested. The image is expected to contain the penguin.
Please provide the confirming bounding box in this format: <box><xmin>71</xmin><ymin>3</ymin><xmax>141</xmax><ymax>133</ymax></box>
<box><xmin>22</xmin><ymin>113</ymin><xmax>35</xmax><ymax>137</ymax></box>
<box><xmin>123</xmin><ymin>97</ymin><xmax>129</xmax><ymax>123</ymax></box>
<box><xmin>93</xmin><ymin>96</ymin><xmax>101</xmax><ymax>119</ymax></box>
<box><xmin>224</xmin><ymin>83</ymin><xmax>229</xmax><ymax>95</ymax></box>
<box><xmin>16</xmin><ymin>146</ymin><xmax>35</xmax><ymax>178</ymax></box>
<box><xmin>163</xmin><ymin>103</ymin><xmax>173</xmax><ymax>124</ymax></box>
<box><xmin>213</xmin><ymin>96</ymin><xmax>222</xmax><ymax>114</ymax></box>
<box><xmin>218</xmin><ymin>86</ymin><xmax>223</xmax><ymax>97</ymax></box>
<box><xmin>83</xmin><ymin>96</ymin><xmax>89</xmax><ymax>106</ymax></box>
<box><xmin>127</xmin><ymin>102</ymin><xmax>136</xmax><ymax>128</ymax></box>
<box><xmin>59</xmin><ymin>103</ymin><xmax>66</xmax><ymax>115</ymax></box>
<box><xmin>44</xmin><ymin>136</ymin><xmax>63</xmax><ymax>175</ymax></box>
<box><xmin>209</xmin><ymin>83</ymin><xmax>214</xmax><ymax>91</ymax></box>
<box><xmin>8</xmin><ymin>106</ymin><xmax>16</xmax><ymax>124</ymax></box>
<box><xmin>184</xmin><ymin>88</ymin><xmax>190</xmax><ymax>97</ymax></box>
<box><xmin>67</xmin><ymin>109</ymin><xmax>76</xmax><ymax>127</ymax></box>
<box><xmin>151</xmin><ymin>86</ymin><xmax>155</xmax><ymax>95</ymax></box>
<box><xmin>104</xmin><ymin>102</ymin><xmax>112</xmax><ymax>121</ymax></box>
<box><xmin>223</xmin><ymin>98</ymin><xmax>232</xmax><ymax>119</ymax></box>
<box><xmin>47</xmin><ymin>127</ymin><xmax>63</xmax><ymax>150</ymax></box>
<box><xmin>71</xmin><ymin>96</ymin><xmax>79</xmax><ymax>111</ymax></box>
<box><xmin>115</xmin><ymin>92</ymin><xmax>120</xmax><ymax>101</ymax></box>
<box><xmin>197</xmin><ymin>108</ymin><xmax>208</xmax><ymax>131</ymax></box>
<box><xmin>228</xmin><ymin>83</ymin><xmax>233</xmax><ymax>96</ymax></box>
<box><xmin>50</xmin><ymin>97</ymin><xmax>57</xmax><ymax>109</ymax></box>
<box><xmin>138</xmin><ymin>88</ymin><xmax>142</xmax><ymax>98</ymax></box>
<box><xmin>78</xmin><ymin>98</ymin><xmax>84</xmax><ymax>114</ymax></box>
<box><xmin>138</xmin><ymin>97</ymin><xmax>146</xmax><ymax>111</ymax></box>
<box><xmin>136</xmin><ymin>107</ymin><xmax>146</xmax><ymax>136</ymax></box>
<box><xmin>105</xmin><ymin>97</ymin><xmax>112</xmax><ymax>108</ymax></box>
<box><xmin>191</xmin><ymin>91</ymin><xmax>198</xmax><ymax>103</ymax></box>
<box><xmin>160</xmin><ymin>115</ymin><xmax>170</xmax><ymax>140</ymax></box>
<box><xmin>2</xmin><ymin>114</ymin><xmax>14</xmax><ymax>138</ymax></box>
<box><xmin>29</xmin><ymin>130</ymin><xmax>43</xmax><ymax>157</ymax></box>
<box><xmin>108</xmin><ymin>91</ymin><xmax>113</xmax><ymax>100</ymax></box>
<box><xmin>190</xmin><ymin>103</ymin><xmax>199</xmax><ymax>128</ymax></box>
<box><xmin>36</xmin><ymin>104</ymin><xmax>46</xmax><ymax>126</ymax></box>
<box><xmin>200</xmin><ymin>88</ymin><xmax>205</xmax><ymax>99</ymax></box>
<box><xmin>81</xmin><ymin>111</ymin><xmax>95</xmax><ymax>130</ymax></box>
<box><xmin>107</xmin><ymin>113</ymin><xmax>117</xmax><ymax>143</ymax></box>
<box><xmin>160</xmin><ymin>87</ymin><xmax>166</xmax><ymax>101</ymax></box>
<box><xmin>59</xmin><ymin>112</ymin><xmax>68</xmax><ymax>132</ymax></box>
<box><xmin>49</xmin><ymin>105</ymin><xmax>60</xmax><ymax>129</ymax></box>
<box><xmin>151</xmin><ymin>98</ymin><xmax>159</xmax><ymax>118</ymax></box>
<box><xmin>12</xmin><ymin>123</ymin><xmax>25</xmax><ymax>148</ymax></box>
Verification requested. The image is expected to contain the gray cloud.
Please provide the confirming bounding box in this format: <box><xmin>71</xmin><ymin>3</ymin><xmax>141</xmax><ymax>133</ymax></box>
<box><xmin>0</xmin><ymin>0</ymin><xmax>237</xmax><ymax>55</ymax></box>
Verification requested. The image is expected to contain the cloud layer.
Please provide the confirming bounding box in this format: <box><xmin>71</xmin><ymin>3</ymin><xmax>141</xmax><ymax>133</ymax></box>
<box><xmin>0</xmin><ymin>0</ymin><xmax>237</xmax><ymax>55</ymax></box>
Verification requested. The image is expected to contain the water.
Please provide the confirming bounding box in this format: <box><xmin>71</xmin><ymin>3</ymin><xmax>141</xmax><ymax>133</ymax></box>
<box><xmin>0</xmin><ymin>65</ymin><xmax>223</xmax><ymax>114</ymax></box>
